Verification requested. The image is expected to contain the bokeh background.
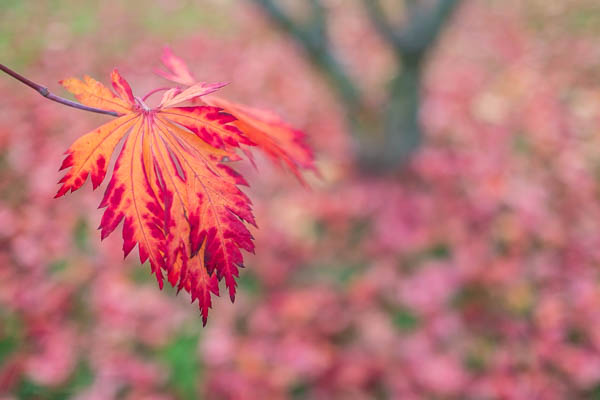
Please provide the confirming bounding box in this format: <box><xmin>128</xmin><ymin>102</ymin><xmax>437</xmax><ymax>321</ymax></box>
<box><xmin>2</xmin><ymin>0</ymin><xmax>600</xmax><ymax>398</ymax></box>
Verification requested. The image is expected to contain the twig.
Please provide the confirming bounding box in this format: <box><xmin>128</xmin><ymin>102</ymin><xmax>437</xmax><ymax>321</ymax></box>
<box><xmin>0</xmin><ymin>63</ymin><xmax>119</xmax><ymax>117</ymax></box>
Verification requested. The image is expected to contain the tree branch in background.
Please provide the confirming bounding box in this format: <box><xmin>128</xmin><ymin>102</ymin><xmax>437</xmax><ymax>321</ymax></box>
<box><xmin>250</xmin><ymin>0</ymin><xmax>363</xmax><ymax>116</ymax></box>
<box><xmin>362</xmin><ymin>0</ymin><xmax>404</xmax><ymax>51</ymax></box>
<box><xmin>307</xmin><ymin>0</ymin><xmax>328</xmax><ymax>46</ymax></box>
<box><xmin>0</xmin><ymin>63</ymin><xmax>119</xmax><ymax>117</ymax></box>
<box><xmin>358</xmin><ymin>0</ymin><xmax>462</xmax><ymax>171</ymax></box>
<box><xmin>395</xmin><ymin>0</ymin><xmax>462</xmax><ymax>55</ymax></box>
<box><xmin>251</xmin><ymin>0</ymin><xmax>462</xmax><ymax>172</ymax></box>
<box><xmin>363</xmin><ymin>0</ymin><xmax>462</xmax><ymax>57</ymax></box>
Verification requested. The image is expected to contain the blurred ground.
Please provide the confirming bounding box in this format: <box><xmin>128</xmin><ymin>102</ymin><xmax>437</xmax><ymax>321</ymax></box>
<box><xmin>2</xmin><ymin>0</ymin><xmax>600</xmax><ymax>399</ymax></box>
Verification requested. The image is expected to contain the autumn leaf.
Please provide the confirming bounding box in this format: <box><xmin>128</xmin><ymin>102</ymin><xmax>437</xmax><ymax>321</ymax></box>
<box><xmin>157</xmin><ymin>47</ymin><xmax>317</xmax><ymax>182</ymax></box>
<box><xmin>56</xmin><ymin>69</ymin><xmax>256</xmax><ymax>325</ymax></box>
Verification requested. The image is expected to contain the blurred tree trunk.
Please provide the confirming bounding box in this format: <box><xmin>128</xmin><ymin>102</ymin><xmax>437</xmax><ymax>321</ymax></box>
<box><xmin>250</xmin><ymin>0</ymin><xmax>462</xmax><ymax>173</ymax></box>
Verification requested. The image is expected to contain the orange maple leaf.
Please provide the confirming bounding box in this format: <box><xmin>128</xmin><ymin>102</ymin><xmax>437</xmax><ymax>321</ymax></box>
<box><xmin>56</xmin><ymin>70</ymin><xmax>258</xmax><ymax>325</ymax></box>
<box><xmin>156</xmin><ymin>47</ymin><xmax>318</xmax><ymax>182</ymax></box>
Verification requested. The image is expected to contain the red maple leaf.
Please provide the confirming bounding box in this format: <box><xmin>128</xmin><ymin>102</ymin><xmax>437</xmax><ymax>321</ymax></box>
<box><xmin>55</xmin><ymin>63</ymin><xmax>314</xmax><ymax>324</ymax></box>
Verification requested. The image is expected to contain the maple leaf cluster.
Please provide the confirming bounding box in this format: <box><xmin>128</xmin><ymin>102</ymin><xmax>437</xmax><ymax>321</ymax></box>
<box><xmin>54</xmin><ymin>49</ymin><xmax>316</xmax><ymax>324</ymax></box>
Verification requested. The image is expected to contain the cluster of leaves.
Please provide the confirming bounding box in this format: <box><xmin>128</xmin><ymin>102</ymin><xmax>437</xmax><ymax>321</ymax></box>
<box><xmin>54</xmin><ymin>50</ymin><xmax>315</xmax><ymax>325</ymax></box>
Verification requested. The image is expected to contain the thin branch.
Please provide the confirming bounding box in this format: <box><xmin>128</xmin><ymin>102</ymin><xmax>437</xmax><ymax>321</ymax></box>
<box><xmin>0</xmin><ymin>63</ymin><xmax>119</xmax><ymax>117</ymax></box>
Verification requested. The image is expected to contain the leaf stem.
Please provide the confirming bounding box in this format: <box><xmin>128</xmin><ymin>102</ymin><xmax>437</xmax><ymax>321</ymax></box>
<box><xmin>0</xmin><ymin>63</ymin><xmax>119</xmax><ymax>117</ymax></box>
<box><xmin>142</xmin><ymin>87</ymin><xmax>170</xmax><ymax>102</ymax></box>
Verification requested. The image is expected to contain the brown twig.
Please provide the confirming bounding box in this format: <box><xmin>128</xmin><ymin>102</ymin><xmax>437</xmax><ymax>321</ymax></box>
<box><xmin>0</xmin><ymin>63</ymin><xmax>119</xmax><ymax>117</ymax></box>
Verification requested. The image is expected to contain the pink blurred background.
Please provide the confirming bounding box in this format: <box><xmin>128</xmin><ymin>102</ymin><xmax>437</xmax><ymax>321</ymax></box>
<box><xmin>2</xmin><ymin>0</ymin><xmax>600</xmax><ymax>398</ymax></box>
